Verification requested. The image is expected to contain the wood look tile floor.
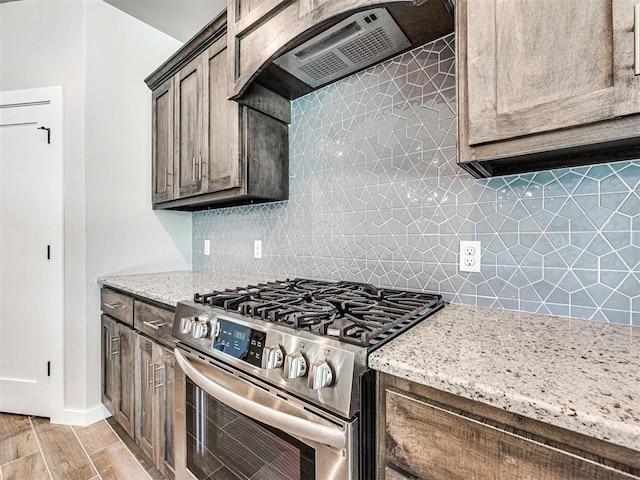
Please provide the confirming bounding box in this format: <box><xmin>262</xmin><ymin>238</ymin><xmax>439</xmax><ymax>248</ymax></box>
<box><xmin>0</xmin><ymin>413</ymin><xmax>157</xmax><ymax>480</ymax></box>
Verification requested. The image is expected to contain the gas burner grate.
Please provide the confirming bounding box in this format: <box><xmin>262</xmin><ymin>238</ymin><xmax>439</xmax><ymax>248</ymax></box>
<box><xmin>194</xmin><ymin>279</ymin><xmax>443</xmax><ymax>347</ymax></box>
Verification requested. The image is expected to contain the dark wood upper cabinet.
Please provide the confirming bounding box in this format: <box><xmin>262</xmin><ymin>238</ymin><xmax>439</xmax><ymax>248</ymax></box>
<box><xmin>202</xmin><ymin>39</ymin><xmax>241</xmax><ymax>194</ymax></box>
<box><xmin>151</xmin><ymin>78</ymin><xmax>174</xmax><ymax>203</ymax></box>
<box><xmin>174</xmin><ymin>59</ymin><xmax>204</xmax><ymax>199</ymax></box>
<box><xmin>146</xmin><ymin>11</ymin><xmax>289</xmax><ymax>211</ymax></box>
<box><xmin>457</xmin><ymin>0</ymin><xmax>640</xmax><ymax>177</ymax></box>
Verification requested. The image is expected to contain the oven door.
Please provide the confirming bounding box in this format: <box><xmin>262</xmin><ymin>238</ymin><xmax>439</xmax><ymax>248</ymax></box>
<box><xmin>174</xmin><ymin>347</ymin><xmax>357</xmax><ymax>480</ymax></box>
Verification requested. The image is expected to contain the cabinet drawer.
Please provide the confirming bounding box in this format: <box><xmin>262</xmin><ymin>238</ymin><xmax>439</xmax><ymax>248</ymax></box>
<box><xmin>385</xmin><ymin>387</ymin><xmax>637</xmax><ymax>480</ymax></box>
<box><xmin>134</xmin><ymin>300</ymin><xmax>175</xmax><ymax>347</ymax></box>
<box><xmin>101</xmin><ymin>288</ymin><xmax>134</xmax><ymax>326</ymax></box>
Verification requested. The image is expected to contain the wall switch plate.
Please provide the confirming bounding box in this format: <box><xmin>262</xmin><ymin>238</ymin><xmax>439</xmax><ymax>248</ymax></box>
<box><xmin>254</xmin><ymin>240</ymin><xmax>262</xmax><ymax>259</ymax></box>
<box><xmin>459</xmin><ymin>240</ymin><xmax>481</xmax><ymax>272</ymax></box>
<box><xmin>204</xmin><ymin>240</ymin><xmax>210</xmax><ymax>256</ymax></box>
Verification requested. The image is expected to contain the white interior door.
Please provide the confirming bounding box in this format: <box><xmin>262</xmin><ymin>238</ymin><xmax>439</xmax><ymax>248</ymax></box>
<box><xmin>0</xmin><ymin>88</ymin><xmax>64</xmax><ymax>417</ymax></box>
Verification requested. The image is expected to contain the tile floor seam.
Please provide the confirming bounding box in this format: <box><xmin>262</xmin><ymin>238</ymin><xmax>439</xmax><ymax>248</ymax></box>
<box><xmin>0</xmin><ymin>452</ymin><xmax>37</xmax><ymax>470</ymax></box>
<box><xmin>70</xmin><ymin>424</ymin><xmax>103</xmax><ymax>480</ymax></box>
<box><xmin>28</xmin><ymin>417</ymin><xmax>53</xmax><ymax>480</ymax></box>
<box><xmin>101</xmin><ymin>421</ymin><xmax>154</xmax><ymax>480</ymax></box>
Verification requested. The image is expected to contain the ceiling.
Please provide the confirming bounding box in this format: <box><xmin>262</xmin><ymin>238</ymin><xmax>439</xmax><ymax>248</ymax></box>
<box><xmin>104</xmin><ymin>0</ymin><xmax>226</xmax><ymax>42</ymax></box>
<box><xmin>1</xmin><ymin>0</ymin><xmax>226</xmax><ymax>42</ymax></box>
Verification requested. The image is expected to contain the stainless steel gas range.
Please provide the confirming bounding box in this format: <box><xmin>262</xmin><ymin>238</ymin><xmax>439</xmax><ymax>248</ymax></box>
<box><xmin>172</xmin><ymin>278</ymin><xmax>443</xmax><ymax>480</ymax></box>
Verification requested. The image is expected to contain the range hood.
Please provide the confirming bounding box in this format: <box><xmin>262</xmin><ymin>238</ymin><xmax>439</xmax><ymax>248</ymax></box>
<box><xmin>272</xmin><ymin>8</ymin><xmax>411</xmax><ymax>88</ymax></box>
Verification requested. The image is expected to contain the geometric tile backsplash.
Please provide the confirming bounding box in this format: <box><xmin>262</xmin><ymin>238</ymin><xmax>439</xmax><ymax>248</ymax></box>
<box><xmin>194</xmin><ymin>33</ymin><xmax>640</xmax><ymax>326</ymax></box>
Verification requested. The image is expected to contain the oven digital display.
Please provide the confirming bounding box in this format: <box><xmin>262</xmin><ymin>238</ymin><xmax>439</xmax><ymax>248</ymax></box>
<box><xmin>213</xmin><ymin>319</ymin><xmax>251</xmax><ymax>358</ymax></box>
<box><xmin>213</xmin><ymin>319</ymin><xmax>265</xmax><ymax>368</ymax></box>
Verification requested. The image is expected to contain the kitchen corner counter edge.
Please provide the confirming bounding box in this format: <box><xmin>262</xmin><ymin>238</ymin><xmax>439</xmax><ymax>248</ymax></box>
<box><xmin>369</xmin><ymin>303</ymin><xmax>640</xmax><ymax>453</ymax></box>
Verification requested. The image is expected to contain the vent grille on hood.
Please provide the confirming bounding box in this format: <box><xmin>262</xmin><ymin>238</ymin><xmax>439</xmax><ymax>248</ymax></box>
<box><xmin>273</xmin><ymin>8</ymin><xmax>410</xmax><ymax>88</ymax></box>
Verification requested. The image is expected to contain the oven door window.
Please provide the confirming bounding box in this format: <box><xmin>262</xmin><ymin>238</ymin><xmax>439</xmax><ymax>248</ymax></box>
<box><xmin>186</xmin><ymin>378</ymin><xmax>316</xmax><ymax>480</ymax></box>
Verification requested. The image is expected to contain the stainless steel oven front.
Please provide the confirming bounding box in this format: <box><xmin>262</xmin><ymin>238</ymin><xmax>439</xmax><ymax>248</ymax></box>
<box><xmin>174</xmin><ymin>346</ymin><xmax>358</xmax><ymax>480</ymax></box>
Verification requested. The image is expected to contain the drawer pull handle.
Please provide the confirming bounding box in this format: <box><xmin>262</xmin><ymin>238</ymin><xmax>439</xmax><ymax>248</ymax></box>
<box><xmin>143</xmin><ymin>320</ymin><xmax>168</xmax><ymax>330</ymax></box>
<box><xmin>103</xmin><ymin>302</ymin><xmax>124</xmax><ymax>310</ymax></box>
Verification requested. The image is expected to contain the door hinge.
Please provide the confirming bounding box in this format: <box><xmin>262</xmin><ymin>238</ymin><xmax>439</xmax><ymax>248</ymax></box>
<box><xmin>47</xmin><ymin>245</ymin><xmax>51</xmax><ymax>260</ymax></box>
<box><xmin>38</xmin><ymin>126</ymin><xmax>51</xmax><ymax>144</ymax></box>
<box><xmin>47</xmin><ymin>361</ymin><xmax>51</xmax><ymax>377</ymax></box>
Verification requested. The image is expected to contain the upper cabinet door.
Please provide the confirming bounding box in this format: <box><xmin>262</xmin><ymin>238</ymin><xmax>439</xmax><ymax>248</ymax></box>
<box><xmin>202</xmin><ymin>38</ymin><xmax>241</xmax><ymax>193</ymax></box>
<box><xmin>231</xmin><ymin>0</ymin><xmax>290</xmax><ymax>33</ymax></box>
<box><xmin>174</xmin><ymin>59</ymin><xmax>204</xmax><ymax>198</ymax></box>
<box><xmin>464</xmin><ymin>0</ymin><xmax>640</xmax><ymax>146</ymax></box>
<box><xmin>151</xmin><ymin>78</ymin><xmax>174</xmax><ymax>203</ymax></box>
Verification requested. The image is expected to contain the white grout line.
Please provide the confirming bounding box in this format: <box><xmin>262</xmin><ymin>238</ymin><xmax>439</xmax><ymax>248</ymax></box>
<box><xmin>28</xmin><ymin>417</ymin><xmax>54</xmax><ymax>480</ymax></box>
<box><xmin>70</xmin><ymin>423</ymin><xmax>103</xmax><ymax>480</ymax></box>
<box><xmin>99</xmin><ymin>420</ymin><xmax>153</xmax><ymax>480</ymax></box>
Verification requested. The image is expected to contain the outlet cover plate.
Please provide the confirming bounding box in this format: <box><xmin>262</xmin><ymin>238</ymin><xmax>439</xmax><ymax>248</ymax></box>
<box><xmin>459</xmin><ymin>240</ymin><xmax>481</xmax><ymax>273</ymax></box>
<box><xmin>204</xmin><ymin>240</ymin><xmax>210</xmax><ymax>256</ymax></box>
<box><xmin>254</xmin><ymin>240</ymin><xmax>262</xmax><ymax>259</ymax></box>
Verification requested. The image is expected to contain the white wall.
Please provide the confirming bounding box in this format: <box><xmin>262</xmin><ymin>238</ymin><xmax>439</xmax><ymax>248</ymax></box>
<box><xmin>0</xmin><ymin>0</ymin><xmax>191</xmax><ymax>421</ymax></box>
<box><xmin>84</xmin><ymin>0</ymin><xmax>191</xmax><ymax>412</ymax></box>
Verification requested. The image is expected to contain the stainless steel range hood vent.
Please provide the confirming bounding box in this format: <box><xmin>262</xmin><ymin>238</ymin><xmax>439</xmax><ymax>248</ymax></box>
<box><xmin>273</xmin><ymin>8</ymin><xmax>411</xmax><ymax>88</ymax></box>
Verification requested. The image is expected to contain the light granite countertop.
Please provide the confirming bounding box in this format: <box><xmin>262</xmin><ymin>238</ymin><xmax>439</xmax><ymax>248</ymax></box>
<box><xmin>97</xmin><ymin>270</ymin><xmax>272</xmax><ymax>306</ymax></box>
<box><xmin>369</xmin><ymin>303</ymin><xmax>640</xmax><ymax>452</ymax></box>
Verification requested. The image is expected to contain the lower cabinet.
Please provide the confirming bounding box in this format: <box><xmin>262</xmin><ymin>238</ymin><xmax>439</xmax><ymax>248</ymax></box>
<box><xmin>101</xmin><ymin>315</ymin><xmax>135</xmax><ymax>437</ymax></box>
<box><xmin>101</xmin><ymin>288</ymin><xmax>175</xmax><ymax>479</ymax></box>
<box><xmin>377</xmin><ymin>373</ymin><xmax>640</xmax><ymax>480</ymax></box>
<box><xmin>135</xmin><ymin>335</ymin><xmax>175</xmax><ymax>478</ymax></box>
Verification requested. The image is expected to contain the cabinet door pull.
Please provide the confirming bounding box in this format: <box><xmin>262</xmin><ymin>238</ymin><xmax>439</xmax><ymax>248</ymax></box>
<box><xmin>110</xmin><ymin>335</ymin><xmax>120</xmax><ymax>356</ymax></box>
<box><xmin>103</xmin><ymin>302</ymin><xmax>124</xmax><ymax>310</ymax></box>
<box><xmin>166</xmin><ymin>169</ymin><xmax>173</xmax><ymax>188</ymax></box>
<box><xmin>106</xmin><ymin>331</ymin><xmax>112</xmax><ymax>359</ymax></box>
<box><xmin>198</xmin><ymin>155</ymin><xmax>203</xmax><ymax>181</ymax></box>
<box><xmin>142</xmin><ymin>320</ymin><xmax>168</xmax><ymax>330</ymax></box>
<box><xmin>154</xmin><ymin>365</ymin><xmax>165</xmax><ymax>393</ymax></box>
<box><xmin>192</xmin><ymin>156</ymin><xmax>196</xmax><ymax>182</ymax></box>
<box><xmin>635</xmin><ymin>4</ymin><xmax>640</xmax><ymax>75</ymax></box>
<box><xmin>147</xmin><ymin>361</ymin><xmax>154</xmax><ymax>391</ymax></box>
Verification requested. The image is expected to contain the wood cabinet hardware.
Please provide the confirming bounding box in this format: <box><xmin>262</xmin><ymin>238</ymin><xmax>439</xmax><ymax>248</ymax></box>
<box><xmin>103</xmin><ymin>302</ymin><xmax>124</xmax><ymax>309</ymax></box>
<box><xmin>142</xmin><ymin>320</ymin><xmax>168</xmax><ymax>330</ymax></box>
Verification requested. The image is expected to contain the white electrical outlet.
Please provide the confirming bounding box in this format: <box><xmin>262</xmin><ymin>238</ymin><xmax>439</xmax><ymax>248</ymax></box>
<box><xmin>204</xmin><ymin>239</ymin><xmax>210</xmax><ymax>256</ymax></box>
<box><xmin>459</xmin><ymin>240</ymin><xmax>481</xmax><ymax>273</ymax></box>
<box><xmin>254</xmin><ymin>240</ymin><xmax>262</xmax><ymax>259</ymax></box>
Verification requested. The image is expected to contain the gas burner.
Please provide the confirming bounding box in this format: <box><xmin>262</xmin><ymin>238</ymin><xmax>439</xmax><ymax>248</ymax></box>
<box><xmin>192</xmin><ymin>278</ymin><xmax>443</xmax><ymax>347</ymax></box>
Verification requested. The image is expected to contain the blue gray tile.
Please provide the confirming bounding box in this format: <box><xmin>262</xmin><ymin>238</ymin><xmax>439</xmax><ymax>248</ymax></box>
<box><xmin>192</xmin><ymin>33</ymin><xmax>639</xmax><ymax>326</ymax></box>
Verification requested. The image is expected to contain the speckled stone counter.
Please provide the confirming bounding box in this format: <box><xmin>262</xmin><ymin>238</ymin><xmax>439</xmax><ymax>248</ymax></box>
<box><xmin>369</xmin><ymin>303</ymin><xmax>640</xmax><ymax>452</ymax></box>
<box><xmin>97</xmin><ymin>271</ymin><xmax>270</xmax><ymax>306</ymax></box>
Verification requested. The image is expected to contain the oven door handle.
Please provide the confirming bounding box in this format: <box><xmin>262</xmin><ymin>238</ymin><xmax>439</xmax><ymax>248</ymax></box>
<box><xmin>174</xmin><ymin>348</ymin><xmax>348</xmax><ymax>450</ymax></box>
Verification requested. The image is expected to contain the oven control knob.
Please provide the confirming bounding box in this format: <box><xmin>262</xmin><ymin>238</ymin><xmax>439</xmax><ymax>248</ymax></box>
<box><xmin>192</xmin><ymin>320</ymin><xmax>210</xmax><ymax>339</ymax></box>
<box><xmin>283</xmin><ymin>352</ymin><xmax>307</xmax><ymax>379</ymax></box>
<box><xmin>262</xmin><ymin>345</ymin><xmax>284</xmax><ymax>370</ymax></box>
<box><xmin>308</xmin><ymin>360</ymin><xmax>333</xmax><ymax>390</ymax></box>
<box><xmin>179</xmin><ymin>317</ymin><xmax>195</xmax><ymax>334</ymax></box>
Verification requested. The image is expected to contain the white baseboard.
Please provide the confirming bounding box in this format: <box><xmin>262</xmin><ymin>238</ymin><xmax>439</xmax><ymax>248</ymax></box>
<box><xmin>49</xmin><ymin>404</ymin><xmax>111</xmax><ymax>426</ymax></box>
